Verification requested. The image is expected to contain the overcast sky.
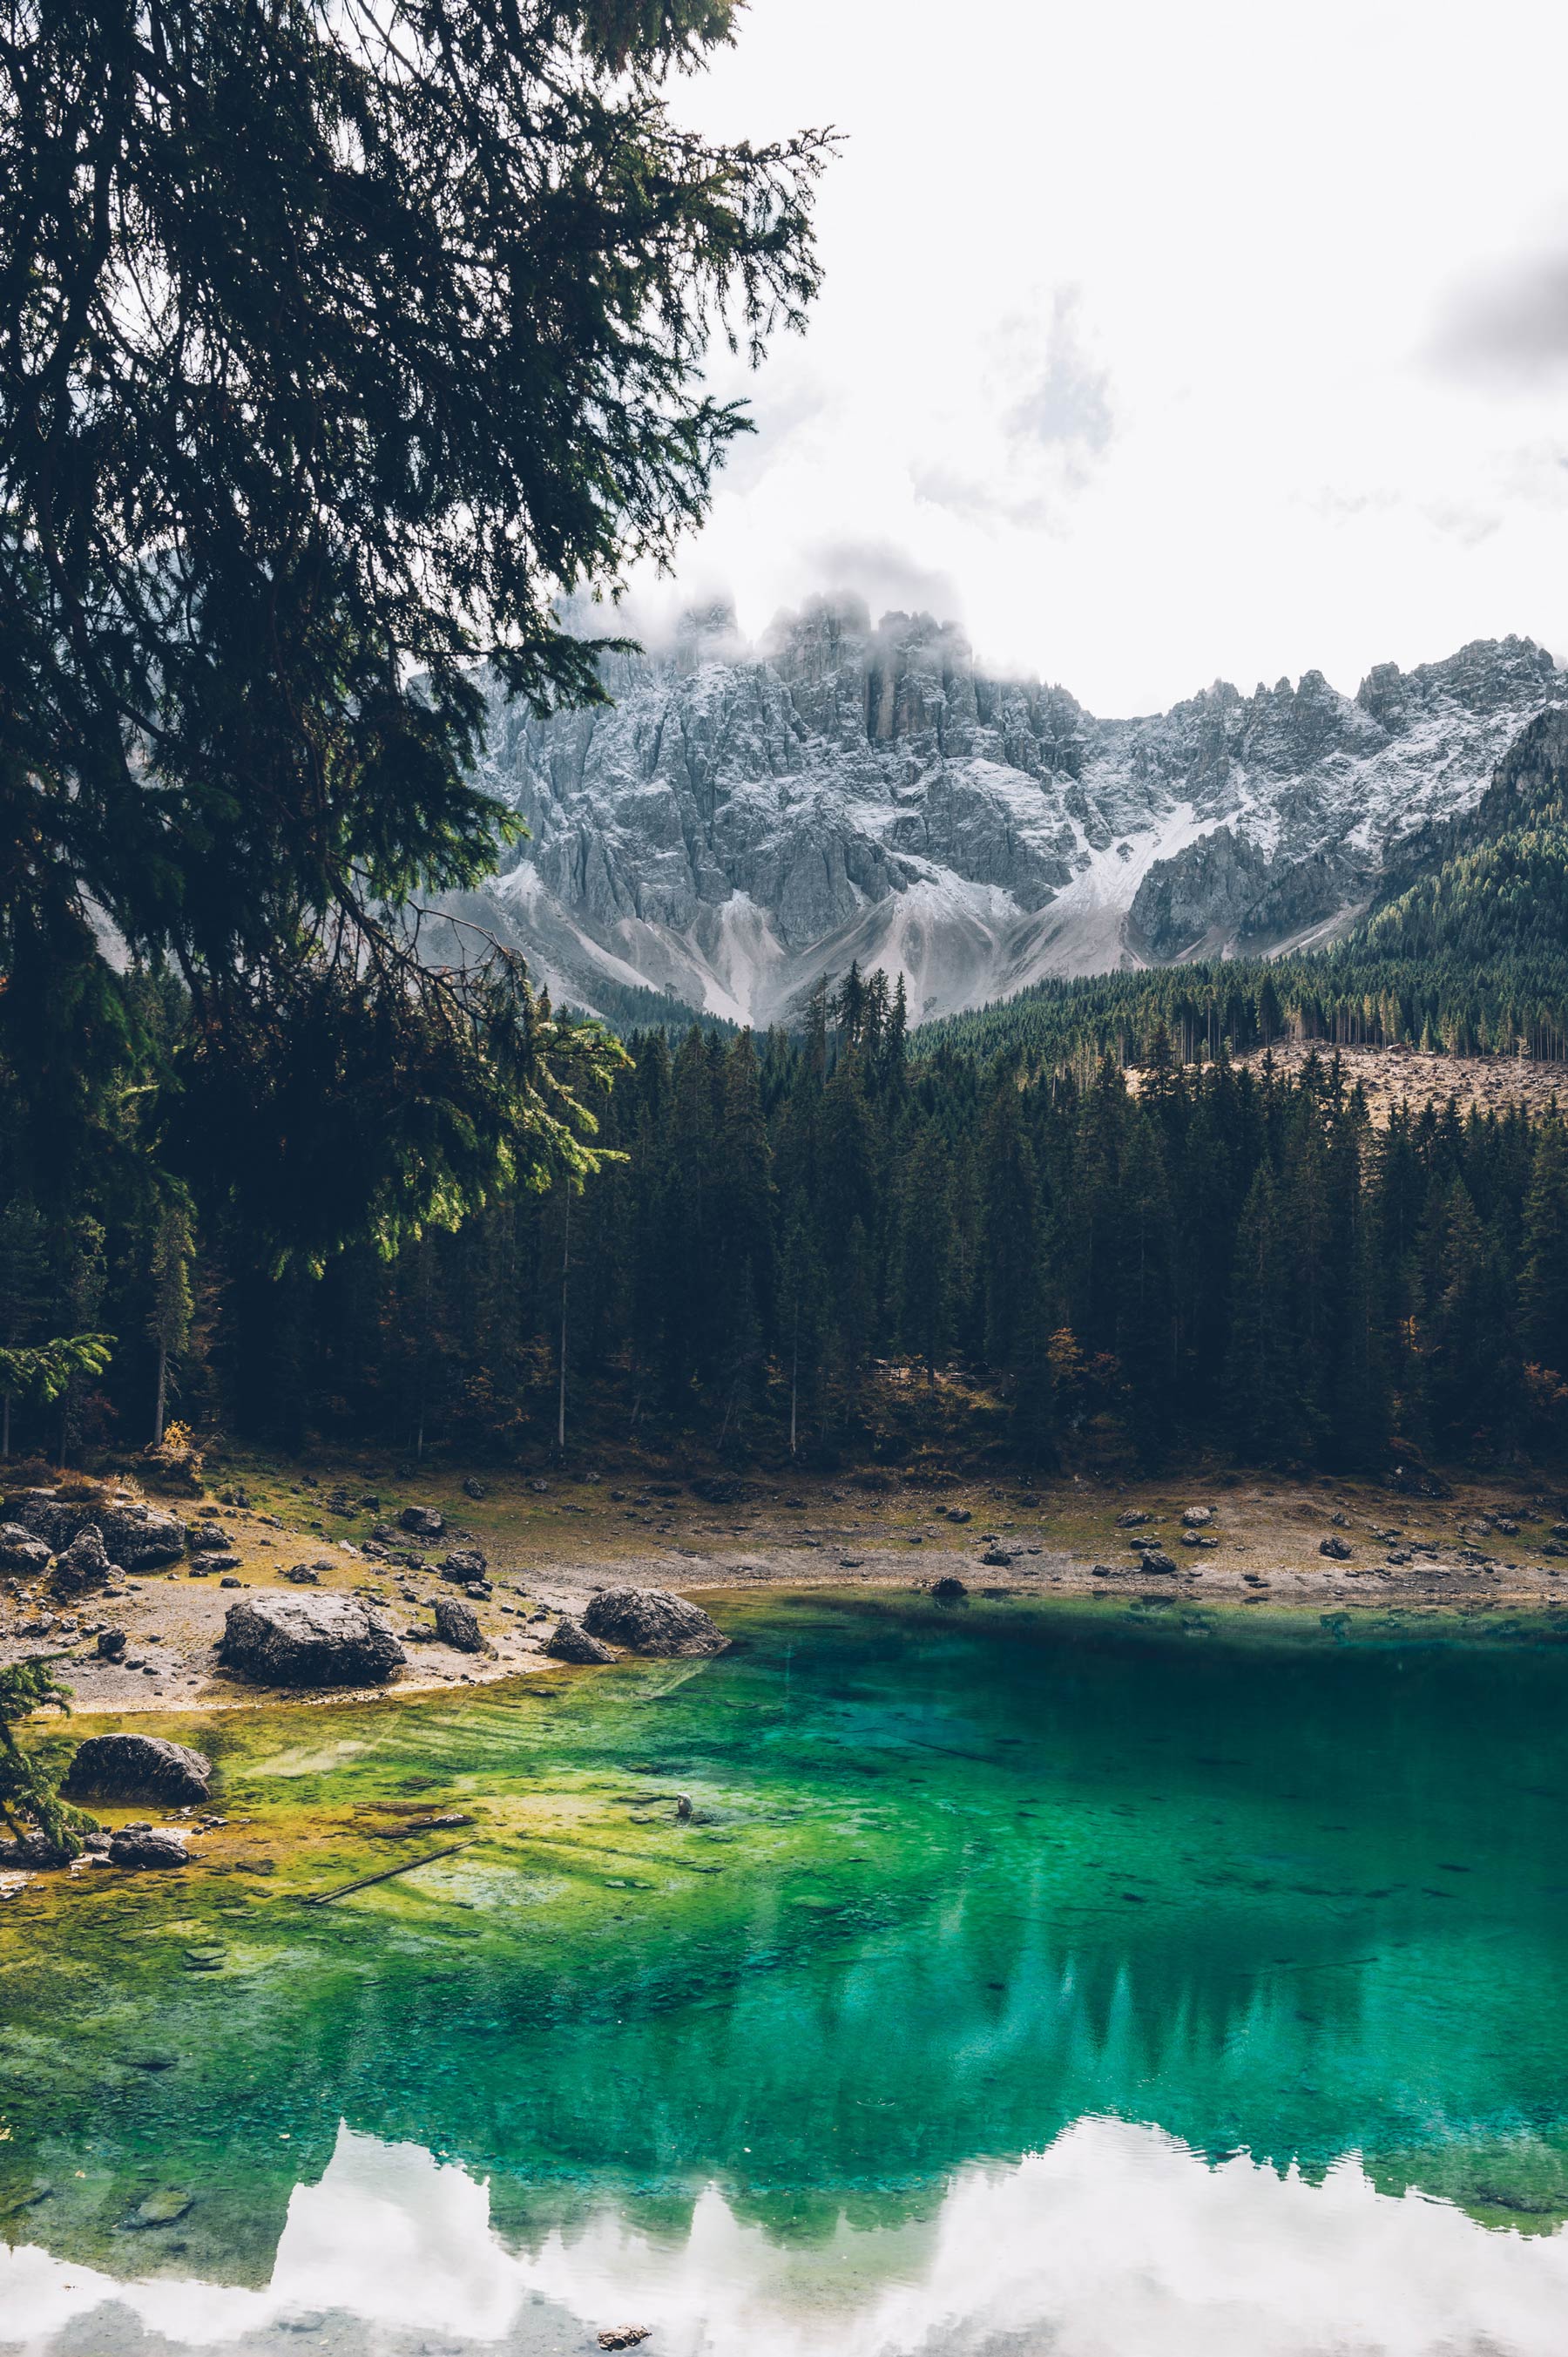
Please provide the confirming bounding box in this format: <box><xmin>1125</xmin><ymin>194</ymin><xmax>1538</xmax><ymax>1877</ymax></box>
<box><xmin>639</xmin><ymin>0</ymin><xmax>1568</xmax><ymax>714</ymax></box>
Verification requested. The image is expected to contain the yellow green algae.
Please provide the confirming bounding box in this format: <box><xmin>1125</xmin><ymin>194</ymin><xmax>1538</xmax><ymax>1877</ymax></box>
<box><xmin>3</xmin><ymin>1588</ymin><xmax>1568</xmax><ymax>2302</ymax></box>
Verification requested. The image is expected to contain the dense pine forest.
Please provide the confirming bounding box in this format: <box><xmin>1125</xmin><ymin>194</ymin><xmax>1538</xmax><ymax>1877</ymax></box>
<box><xmin>6</xmin><ymin>958</ymin><xmax>1568</xmax><ymax>1480</ymax></box>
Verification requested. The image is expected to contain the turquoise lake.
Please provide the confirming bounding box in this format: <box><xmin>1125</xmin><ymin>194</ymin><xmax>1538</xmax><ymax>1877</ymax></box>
<box><xmin>3</xmin><ymin>1589</ymin><xmax>1568</xmax><ymax>2354</ymax></box>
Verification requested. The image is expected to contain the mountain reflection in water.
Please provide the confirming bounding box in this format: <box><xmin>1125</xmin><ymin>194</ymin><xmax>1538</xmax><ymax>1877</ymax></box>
<box><xmin>6</xmin><ymin>2119</ymin><xmax>1568</xmax><ymax>2357</ymax></box>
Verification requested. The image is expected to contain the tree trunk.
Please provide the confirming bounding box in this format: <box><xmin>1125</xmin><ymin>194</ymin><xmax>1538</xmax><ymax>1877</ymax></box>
<box><xmin>1</xmin><ymin>1392</ymin><xmax>9</xmax><ymax>1460</ymax></box>
<box><xmin>789</xmin><ymin>1304</ymin><xmax>799</xmax><ymax>1457</ymax></box>
<box><xmin>557</xmin><ymin>1184</ymin><xmax>571</xmax><ymax>1460</ymax></box>
<box><xmin>153</xmin><ymin>1343</ymin><xmax>168</xmax><ymax>1446</ymax></box>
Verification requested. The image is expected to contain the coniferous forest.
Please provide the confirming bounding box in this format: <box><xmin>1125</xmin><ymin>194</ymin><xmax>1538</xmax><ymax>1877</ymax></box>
<box><xmin>8</xmin><ymin>958</ymin><xmax>1568</xmax><ymax>1481</ymax></box>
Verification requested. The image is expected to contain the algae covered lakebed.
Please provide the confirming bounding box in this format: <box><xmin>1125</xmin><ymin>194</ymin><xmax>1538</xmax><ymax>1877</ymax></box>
<box><xmin>3</xmin><ymin>1588</ymin><xmax>1568</xmax><ymax>2354</ymax></box>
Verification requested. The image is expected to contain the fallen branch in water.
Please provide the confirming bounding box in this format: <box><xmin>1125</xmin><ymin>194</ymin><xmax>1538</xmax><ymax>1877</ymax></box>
<box><xmin>302</xmin><ymin>1842</ymin><xmax>474</xmax><ymax>1906</ymax></box>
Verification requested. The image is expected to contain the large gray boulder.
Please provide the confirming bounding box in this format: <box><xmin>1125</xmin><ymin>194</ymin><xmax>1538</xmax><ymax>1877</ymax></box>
<box><xmin>218</xmin><ymin>1591</ymin><xmax>405</xmax><ymax>1687</ymax></box>
<box><xmin>580</xmin><ymin>1587</ymin><xmax>727</xmax><ymax>1657</ymax></box>
<box><xmin>52</xmin><ymin>1523</ymin><xmax>118</xmax><ymax>1595</ymax></box>
<box><xmin>11</xmin><ymin>1491</ymin><xmax>186</xmax><ymax>1569</ymax></box>
<box><xmin>544</xmin><ymin>1615</ymin><xmax>616</xmax><ymax>1665</ymax></box>
<box><xmin>432</xmin><ymin>1594</ymin><xmax>486</xmax><ymax>1655</ymax></box>
<box><xmin>0</xmin><ymin>1522</ymin><xmax>51</xmax><ymax>1575</ymax></box>
<box><xmin>65</xmin><ymin>1734</ymin><xmax>212</xmax><ymax>1807</ymax></box>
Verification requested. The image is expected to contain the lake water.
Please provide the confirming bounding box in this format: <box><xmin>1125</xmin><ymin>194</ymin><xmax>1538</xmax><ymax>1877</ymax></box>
<box><xmin>3</xmin><ymin>1590</ymin><xmax>1568</xmax><ymax>2355</ymax></box>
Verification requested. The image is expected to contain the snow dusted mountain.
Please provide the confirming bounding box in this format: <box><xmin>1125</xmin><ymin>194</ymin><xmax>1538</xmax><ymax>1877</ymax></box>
<box><xmin>457</xmin><ymin>599</ymin><xmax>1563</xmax><ymax>1026</ymax></box>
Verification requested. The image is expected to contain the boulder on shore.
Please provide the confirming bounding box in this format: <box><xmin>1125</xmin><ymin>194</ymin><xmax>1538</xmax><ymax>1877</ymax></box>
<box><xmin>11</xmin><ymin>1490</ymin><xmax>186</xmax><ymax>1569</ymax></box>
<box><xmin>432</xmin><ymin>1594</ymin><xmax>486</xmax><ymax>1655</ymax></box>
<box><xmin>580</xmin><ymin>1587</ymin><xmax>727</xmax><ymax>1657</ymax></box>
<box><xmin>218</xmin><ymin>1591</ymin><xmax>405</xmax><ymax>1687</ymax></box>
<box><xmin>52</xmin><ymin>1524</ymin><xmax>119</xmax><ymax>1595</ymax></box>
<box><xmin>64</xmin><ymin>1733</ymin><xmax>212</xmax><ymax>1807</ymax></box>
<box><xmin>440</xmin><ymin>1549</ymin><xmax>487</xmax><ymax>1583</ymax></box>
<box><xmin>0</xmin><ymin>1522</ymin><xmax>51</xmax><ymax>1575</ymax></box>
<box><xmin>544</xmin><ymin>1616</ymin><xmax>617</xmax><ymax>1664</ymax></box>
<box><xmin>400</xmin><ymin>1505</ymin><xmax>445</xmax><ymax>1538</ymax></box>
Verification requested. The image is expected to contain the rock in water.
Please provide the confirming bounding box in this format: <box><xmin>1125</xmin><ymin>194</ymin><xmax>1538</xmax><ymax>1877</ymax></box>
<box><xmin>52</xmin><ymin>1524</ymin><xmax>118</xmax><ymax>1594</ymax></box>
<box><xmin>65</xmin><ymin>1734</ymin><xmax>212</xmax><ymax>1806</ymax></box>
<box><xmin>931</xmin><ymin>1575</ymin><xmax>968</xmax><ymax>1603</ymax></box>
<box><xmin>580</xmin><ymin>1587</ymin><xmax>727</xmax><ymax>1657</ymax></box>
<box><xmin>544</xmin><ymin>1616</ymin><xmax>617</xmax><ymax>1664</ymax></box>
<box><xmin>108</xmin><ymin>1826</ymin><xmax>192</xmax><ymax>1870</ymax></box>
<box><xmin>218</xmin><ymin>1592</ymin><xmax>405</xmax><ymax>1686</ymax></box>
<box><xmin>432</xmin><ymin>1594</ymin><xmax>485</xmax><ymax>1655</ymax></box>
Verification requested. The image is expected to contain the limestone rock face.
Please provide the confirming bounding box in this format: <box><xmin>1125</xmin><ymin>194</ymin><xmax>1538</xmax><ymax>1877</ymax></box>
<box><xmin>218</xmin><ymin>1591</ymin><xmax>405</xmax><ymax>1686</ymax></box>
<box><xmin>580</xmin><ymin>1586</ymin><xmax>727</xmax><ymax>1657</ymax></box>
<box><xmin>544</xmin><ymin>1616</ymin><xmax>617</xmax><ymax>1664</ymax></box>
<box><xmin>438</xmin><ymin>603</ymin><xmax>1564</xmax><ymax>1026</ymax></box>
<box><xmin>65</xmin><ymin>1733</ymin><xmax>213</xmax><ymax>1806</ymax></box>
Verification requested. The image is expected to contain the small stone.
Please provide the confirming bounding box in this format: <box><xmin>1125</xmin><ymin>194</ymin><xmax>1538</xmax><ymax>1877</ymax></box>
<box><xmin>931</xmin><ymin>1575</ymin><xmax>968</xmax><ymax>1602</ymax></box>
<box><xmin>125</xmin><ymin>2190</ymin><xmax>193</xmax><ymax>2227</ymax></box>
<box><xmin>597</xmin><ymin>2330</ymin><xmax>651</xmax><ymax>2351</ymax></box>
<box><xmin>1181</xmin><ymin>1507</ymin><xmax>1213</xmax><ymax>1527</ymax></box>
<box><xmin>1320</xmin><ymin>1536</ymin><xmax>1354</xmax><ymax>1561</ymax></box>
<box><xmin>1115</xmin><ymin>1510</ymin><xmax>1150</xmax><ymax>1527</ymax></box>
<box><xmin>462</xmin><ymin>1478</ymin><xmax>488</xmax><ymax>1501</ymax></box>
<box><xmin>945</xmin><ymin>1507</ymin><xmax>972</xmax><ymax>1524</ymax></box>
<box><xmin>400</xmin><ymin>1506</ymin><xmax>445</xmax><ymax>1538</ymax></box>
<box><xmin>96</xmin><ymin>1629</ymin><xmax>127</xmax><ymax>1660</ymax></box>
<box><xmin>1139</xmin><ymin>1551</ymin><xmax>1179</xmax><ymax>1576</ymax></box>
<box><xmin>283</xmin><ymin>1565</ymin><xmax>321</xmax><ymax>1585</ymax></box>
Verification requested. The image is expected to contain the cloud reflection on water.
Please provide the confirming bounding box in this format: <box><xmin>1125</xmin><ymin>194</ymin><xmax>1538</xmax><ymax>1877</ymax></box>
<box><xmin>4</xmin><ymin>2116</ymin><xmax>1568</xmax><ymax>2357</ymax></box>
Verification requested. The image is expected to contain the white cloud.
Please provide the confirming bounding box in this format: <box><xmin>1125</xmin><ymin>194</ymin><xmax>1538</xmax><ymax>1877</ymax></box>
<box><xmin>645</xmin><ymin>0</ymin><xmax>1568</xmax><ymax>712</ymax></box>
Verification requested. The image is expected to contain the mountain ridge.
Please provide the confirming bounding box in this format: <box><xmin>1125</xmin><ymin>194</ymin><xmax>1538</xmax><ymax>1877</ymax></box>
<box><xmin>450</xmin><ymin>599</ymin><xmax>1563</xmax><ymax>1026</ymax></box>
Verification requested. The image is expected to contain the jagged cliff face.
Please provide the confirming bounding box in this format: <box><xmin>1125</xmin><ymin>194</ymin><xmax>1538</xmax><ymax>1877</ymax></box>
<box><xmin>462</xmin><ymin>600</ymin><xmax>1562</xmax><ymax>1025</ymax></box>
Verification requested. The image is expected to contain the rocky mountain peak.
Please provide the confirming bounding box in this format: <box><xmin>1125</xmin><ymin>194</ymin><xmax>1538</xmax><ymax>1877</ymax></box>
<box><xmin>459</xmin><ymin>608</ymin><xmax>1563</xmax><ymax>1026</ymax></box>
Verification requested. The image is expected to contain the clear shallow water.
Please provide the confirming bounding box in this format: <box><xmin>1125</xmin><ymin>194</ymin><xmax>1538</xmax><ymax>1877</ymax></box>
<box><xmin>3</xmin><ymin>1590</ymin><xmax>1568</xmax><ymax>2354</ymax></box>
